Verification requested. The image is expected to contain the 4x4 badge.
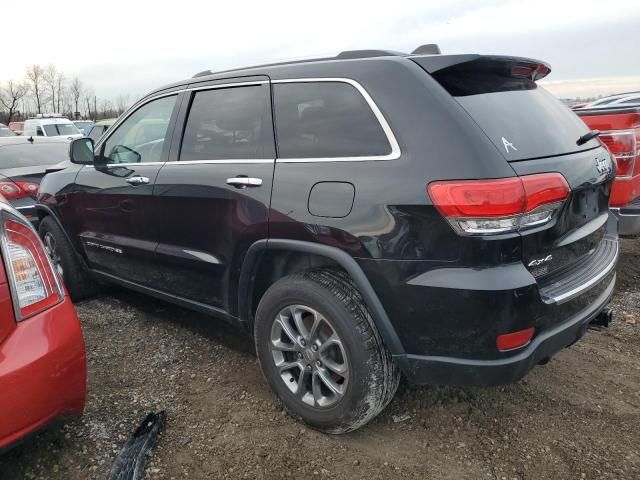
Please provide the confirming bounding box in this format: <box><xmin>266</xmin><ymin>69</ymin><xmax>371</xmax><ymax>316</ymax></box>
<box><xmin>502</xmin><ymin>137</ymin><xmax>518</xmax><ymax>153</ymax></box>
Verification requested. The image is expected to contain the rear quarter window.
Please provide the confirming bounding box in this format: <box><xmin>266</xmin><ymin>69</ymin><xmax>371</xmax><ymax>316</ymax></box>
<box><xmin>273</xmin><ymin>82</ymin><xmax>392</xmax><ymax>158</ymax></box>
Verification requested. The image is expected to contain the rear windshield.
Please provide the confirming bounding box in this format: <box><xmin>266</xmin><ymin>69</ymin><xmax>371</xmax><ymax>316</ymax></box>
<box><xmin>0</xmin><ymin>143</ymin><xmax>68</xmax><ymax>169</ymax></box>
<box><xmin>43</xmin><ymin>123</ymin><xmax>81</xmax><ymax>136</ymax></box>
<box><xmin>420</xmin><ymin>58</ymin><xmax>600</xmax><ymax>161</ymax></box>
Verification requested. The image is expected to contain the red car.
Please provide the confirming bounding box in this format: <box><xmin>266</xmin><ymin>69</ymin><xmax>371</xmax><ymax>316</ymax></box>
<box><xmin>0</xmin><ymin>196</ymin><xmax>86</xmax><ymax>452</ymax></box>
<box><xmin>577</xmin><ymin>106</ymin><xmax>640</xmax><ymax>236</ymax></box>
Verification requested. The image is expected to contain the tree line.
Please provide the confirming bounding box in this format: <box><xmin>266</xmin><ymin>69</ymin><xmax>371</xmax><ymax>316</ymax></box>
<box><xmin>0</xmin><ymin>64</ymin><xmax>133</xmax><ymax>125</ymax></box>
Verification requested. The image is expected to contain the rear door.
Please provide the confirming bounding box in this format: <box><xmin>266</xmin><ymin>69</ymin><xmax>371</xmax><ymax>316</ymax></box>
<box><xmin>415</xmin><ymin>56</ymin><xmax>616</xmax><ymax>282</ymax></box>
<box><xmin>73</xmin><ymin>92</ymin><xmax>181</xmax><ymax>285</ymax></box>
<box><xmin>152</xmin><ymin>77</ymin><xmax>275</xmax><ymax>313</ymax></box>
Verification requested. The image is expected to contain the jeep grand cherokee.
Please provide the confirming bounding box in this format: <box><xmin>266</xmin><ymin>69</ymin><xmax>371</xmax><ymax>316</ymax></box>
<box><xmin>36</xmin><ymin>46</ymin><xmax>618</xmax><ymax>433</ymax></box>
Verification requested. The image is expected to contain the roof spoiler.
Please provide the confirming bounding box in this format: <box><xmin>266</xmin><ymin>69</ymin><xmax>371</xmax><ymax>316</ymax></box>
<box><xmin>412</xmin><ymin>54</ymin><xmax>552</xmax><ymax>81</ymax></box>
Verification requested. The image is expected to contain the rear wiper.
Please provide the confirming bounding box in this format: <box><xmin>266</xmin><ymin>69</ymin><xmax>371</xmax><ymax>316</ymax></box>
<box><xmin>576</xmin><ymin>129</ymin><xmax>600</xmax><ymax>146</ymax></box>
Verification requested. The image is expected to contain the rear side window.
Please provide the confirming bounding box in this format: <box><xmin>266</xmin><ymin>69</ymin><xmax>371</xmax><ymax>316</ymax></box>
<box><xmin>180</xmin><ymin>85</ymin><xmax>274</xmax><ymax>160</ymax></box>
<box><xmin>273</xmin><ymin>82</ymin><xmax>391</xmax><ymax>158</ymax></box>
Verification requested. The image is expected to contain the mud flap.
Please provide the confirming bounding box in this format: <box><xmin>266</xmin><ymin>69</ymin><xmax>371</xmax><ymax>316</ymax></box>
<box><xmin>109</xmin><ymin>411</ymin><xmax>166</xmax><ymax>480</ymax></box>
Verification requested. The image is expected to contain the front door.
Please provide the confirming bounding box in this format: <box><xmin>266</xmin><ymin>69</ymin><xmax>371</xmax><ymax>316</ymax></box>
<box><xmin>152</xmin><ymin>77</ymin><xmax>275</xmax><ymax>314</ymax></box>
<box><xmin>73</xmin><ymin>93</ymin><xmax>180</xmax><ymax>285</ymax></box>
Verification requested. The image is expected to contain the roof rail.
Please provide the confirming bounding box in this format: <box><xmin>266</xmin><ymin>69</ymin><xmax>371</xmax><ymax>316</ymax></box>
<box><xmin>192</xmin><ymin>45</ymin><xmax>441</xmax><ymax>79</ymax></box>
<box><xmin>335</xmin><ymin>49</ymin><xmax>406</xmax><ymax>59</ymax></box>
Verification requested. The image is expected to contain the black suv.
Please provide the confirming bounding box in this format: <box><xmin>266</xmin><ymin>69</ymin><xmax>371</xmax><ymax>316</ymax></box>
<box><xmin>36</xmin><ymin>47</ymin><xmax>619</xmax><ymax>433</ymax></box>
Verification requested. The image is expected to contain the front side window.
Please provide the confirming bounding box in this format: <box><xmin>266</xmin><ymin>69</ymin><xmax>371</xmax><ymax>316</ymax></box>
<box><xmin>180</xmin><ymin>85</ymin><xmax>274</xmax><ymax>161</ymax></box>
<box><xmin>273</xmin><ymin>82</ymin><xmax>392</xmax><ymax>158</ymax></box>
<box><xmin>102</xmin><ymin>95</ymin><xmax>176</xmax><ymax>164</ymax></box>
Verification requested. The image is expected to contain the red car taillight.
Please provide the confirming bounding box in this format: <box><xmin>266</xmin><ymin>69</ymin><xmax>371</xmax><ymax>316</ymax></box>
<box><xmin>428</xmin><ymin>173</ymin><xmax>570</xmax><ymax>236</ymax></box>
<box><xmin>0</xmin><ymin>215</ymin><xmax>63</xmax><ymax>320</ymax></box>
<box><xmin>0</xmin><ymin>181</ymin><xmax>40</xmax><ymax>200</ymax></box>
<box><xmin>599</xmin><ymin>129</ymin><xmax>639</xmax><ymax>177</ymax></box>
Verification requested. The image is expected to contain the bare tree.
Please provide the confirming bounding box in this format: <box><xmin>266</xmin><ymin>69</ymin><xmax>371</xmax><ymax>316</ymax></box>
<box><xmin>83</xmin><ymin>87</ymin><xmax>95</xmax><ymax>120</ymax></box>
<box><xmin>44</xmin><ymin>64</ymin><xmax>58</xmax><ymax>113</ymax></box>
<box><xmin>70</xmin><ymin>77</ymin><xmax>83</xmax><ymax>119</ymax></box>
<box><xmin>115</xmin><ymin>94</ymin><xmax>130</xmax><ymax>115</ymax></box>
<box><xmin>56</xmin><ymin>72</ymin><xmax>66</xmax><ymax>114</ymax></box>
<box><xmin>100</xmin><ymin>99</ymin><xmax>113</xmax><ymax>118</ymax></box>
<box><xmin>25</xmin><ymin>64</ymin><xmax>44</xmax><ymax>114</ymax></box>
<box><xmin>0</xmin><ymin>81</ymin><xmax>27</xmax><ymax>124</ymax></box>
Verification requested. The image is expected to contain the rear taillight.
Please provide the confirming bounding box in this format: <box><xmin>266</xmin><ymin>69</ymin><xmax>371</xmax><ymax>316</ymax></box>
<box><xmin>0</xmin><ymin>215</ymin><xmax>62</xmax><ymax>320</ymax></box>
<box><xmin>599</xmin><ymin>129</ymin><xmax>639</xmax><ymax>177</ymax></box>
<box><xmin>428</xmin><ymin>173</ymin><xmax>570</xmax><ymax>236</ymax></box>
<box><xmin>0</xmin><ymin>181</ymin><xmax>39</xmax><ymax>200</ymax></box>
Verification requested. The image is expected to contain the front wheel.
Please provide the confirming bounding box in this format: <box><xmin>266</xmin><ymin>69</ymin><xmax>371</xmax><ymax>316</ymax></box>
<box><xmin>254</xmin><ymin>269</ymin><xmax>399</xmax><ymax>434</ymax></box>
<box><xmin>39</xmin><ymin>216</ymin><xmax>98</xmax><ymax>301</ymax></box>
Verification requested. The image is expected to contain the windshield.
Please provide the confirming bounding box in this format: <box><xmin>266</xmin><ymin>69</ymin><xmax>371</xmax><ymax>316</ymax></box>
<box><xmin>0</xmin><ymin>143</ymin><xmax>69</xmax><ymax>169</ymax></box>
<box><xmin>43</xmin><ymin>123</ymin><xmax>81</xmax><ymax>136</ymax></box>
<box><xmin>0</xmin><ymin>126</ymin><xmax>15</xmax><ymax>137</ymax></box>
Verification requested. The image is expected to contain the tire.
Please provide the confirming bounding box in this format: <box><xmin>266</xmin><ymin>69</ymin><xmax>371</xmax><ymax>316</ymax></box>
<box><xmin>254</xmin><ymin>268</ymin><xmax>400</xmax><ymax>434</ymax></box>
<box><xmin>39</xmin><ymin>216</ymin><xmax>98</xmax><ymax>301</ymax></box>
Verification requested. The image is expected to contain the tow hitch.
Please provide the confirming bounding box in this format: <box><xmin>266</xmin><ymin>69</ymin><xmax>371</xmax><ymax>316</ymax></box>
<box><xmin>590</xmin><ymin>307</ymin><xmax>613</xmax><ymax>330</ymax></box>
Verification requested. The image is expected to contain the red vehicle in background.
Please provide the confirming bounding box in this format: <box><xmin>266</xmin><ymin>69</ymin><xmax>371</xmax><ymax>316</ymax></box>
<box><xmin>8</xmin><ymin>122</ymin><xmax>24</xmax><ymax>136</ymax></box>
<box><xmin>577</xmin><ymin>106</ymin><xmax>640</xmax><ymax>236</ymax></box>
<box><xmin>0</xmin><ymin>196</ymin><xmax>86</xmax><ymax>452</ymax></box>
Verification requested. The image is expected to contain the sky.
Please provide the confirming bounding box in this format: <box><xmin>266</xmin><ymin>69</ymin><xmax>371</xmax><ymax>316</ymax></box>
<box><xmin>3</xmin><ymin>0</ymin><xmax>640</xmax><ymax>100</ymax></box>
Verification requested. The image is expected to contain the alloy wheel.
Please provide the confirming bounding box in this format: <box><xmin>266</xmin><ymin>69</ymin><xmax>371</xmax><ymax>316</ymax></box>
<box><xmin>43</xmin><ymin>232</ymin><xmax>64</xmax><ymax>277</ymax></box>
<box><xmin>270</xmin><ymin>304</ymin><xmax>349</xmax><ymax>408</ymax></box>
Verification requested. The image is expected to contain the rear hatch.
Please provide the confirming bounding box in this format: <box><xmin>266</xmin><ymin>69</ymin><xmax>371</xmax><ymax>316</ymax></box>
<box><xmin>414</xmin><ymin>55</ymin><xmax>616</xmax><ymax>294</ymax></box>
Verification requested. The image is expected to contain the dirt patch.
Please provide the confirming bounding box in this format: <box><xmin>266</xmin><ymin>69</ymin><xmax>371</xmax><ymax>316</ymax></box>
<box><xmin>1</xmin><ymin>239</ymin><xmax>639</xmax><ymax>480</ymax></box>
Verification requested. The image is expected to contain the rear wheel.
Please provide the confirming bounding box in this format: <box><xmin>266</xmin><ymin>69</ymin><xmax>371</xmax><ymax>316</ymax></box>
<box><xmin>255</xmin><ymin>269</ymin><xmax>400</xmax><ymax>433</ymax></box>
<box><xmin>39</xmin><ymin>216</ymin><xmax>98</xmax><ymax>301</ymax></box>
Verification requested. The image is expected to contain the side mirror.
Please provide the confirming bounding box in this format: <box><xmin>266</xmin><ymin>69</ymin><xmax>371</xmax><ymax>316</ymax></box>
<box><xmin>69</xmin><ymin>137</ymin><xmax>95</xmax><ymax>164</ymax></box>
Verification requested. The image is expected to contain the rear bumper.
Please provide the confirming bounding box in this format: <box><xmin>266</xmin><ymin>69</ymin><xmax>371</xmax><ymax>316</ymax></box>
<box><xmin>611</xmin><ymin>199</ymin><xmax>640</xmax><ymax>237</ymax></box>
<box><xmin>0</xmin><ymin>296</ymin><xmax>86</xmax><ymax>452</ymax></box>
<box><xmin>396</xmin><ymin>274</ymin><xmax>615</xmax><ymax>386</ymax></box>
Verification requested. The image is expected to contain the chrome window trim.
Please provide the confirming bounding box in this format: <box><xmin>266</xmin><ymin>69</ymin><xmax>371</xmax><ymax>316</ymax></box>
<box><xmin>189</xmin><ymin>80</ymin><xmax>268</xmax><ymax>92</ymax></box>
<box><xmin>86</xmin><ymin>159</ymin><xmax>274</xmax><ymax>168</ymax></box>
<box><xmin>271</xmin><ymin>77</ymin><xmax>401</xmax><ymax>163</ymax></box>
<box><xmin>166</xmin><ymin>159</ymin><xmax>274</xmax><ymax>165</ymax></box>
<box><xmin>93</xmin><ymin>77</ymin><xmax>401</xmax><ymax>168</ymax></box>
<box><xmin>94</xmin><ymin>89</ymin><xmax>185</xmax><ymax>152</ymax></box>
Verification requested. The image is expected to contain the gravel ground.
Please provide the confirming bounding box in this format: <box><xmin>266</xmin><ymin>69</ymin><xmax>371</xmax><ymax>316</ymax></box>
<box><xmin>1</xmin><ymin>238</ymin><xmax>639</xmax><ymax>480</ymax></box>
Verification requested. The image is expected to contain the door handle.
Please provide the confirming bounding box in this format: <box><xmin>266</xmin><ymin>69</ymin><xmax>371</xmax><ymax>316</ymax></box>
<box><xmin>126</xmin><ymin>176</ymin><xmax>150</xmax><ymax>186</ymax></box>
<box><xmin>226</xmin><ymin>177</ymin><xmax>263</xmax><ymax>188</ymax></box>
